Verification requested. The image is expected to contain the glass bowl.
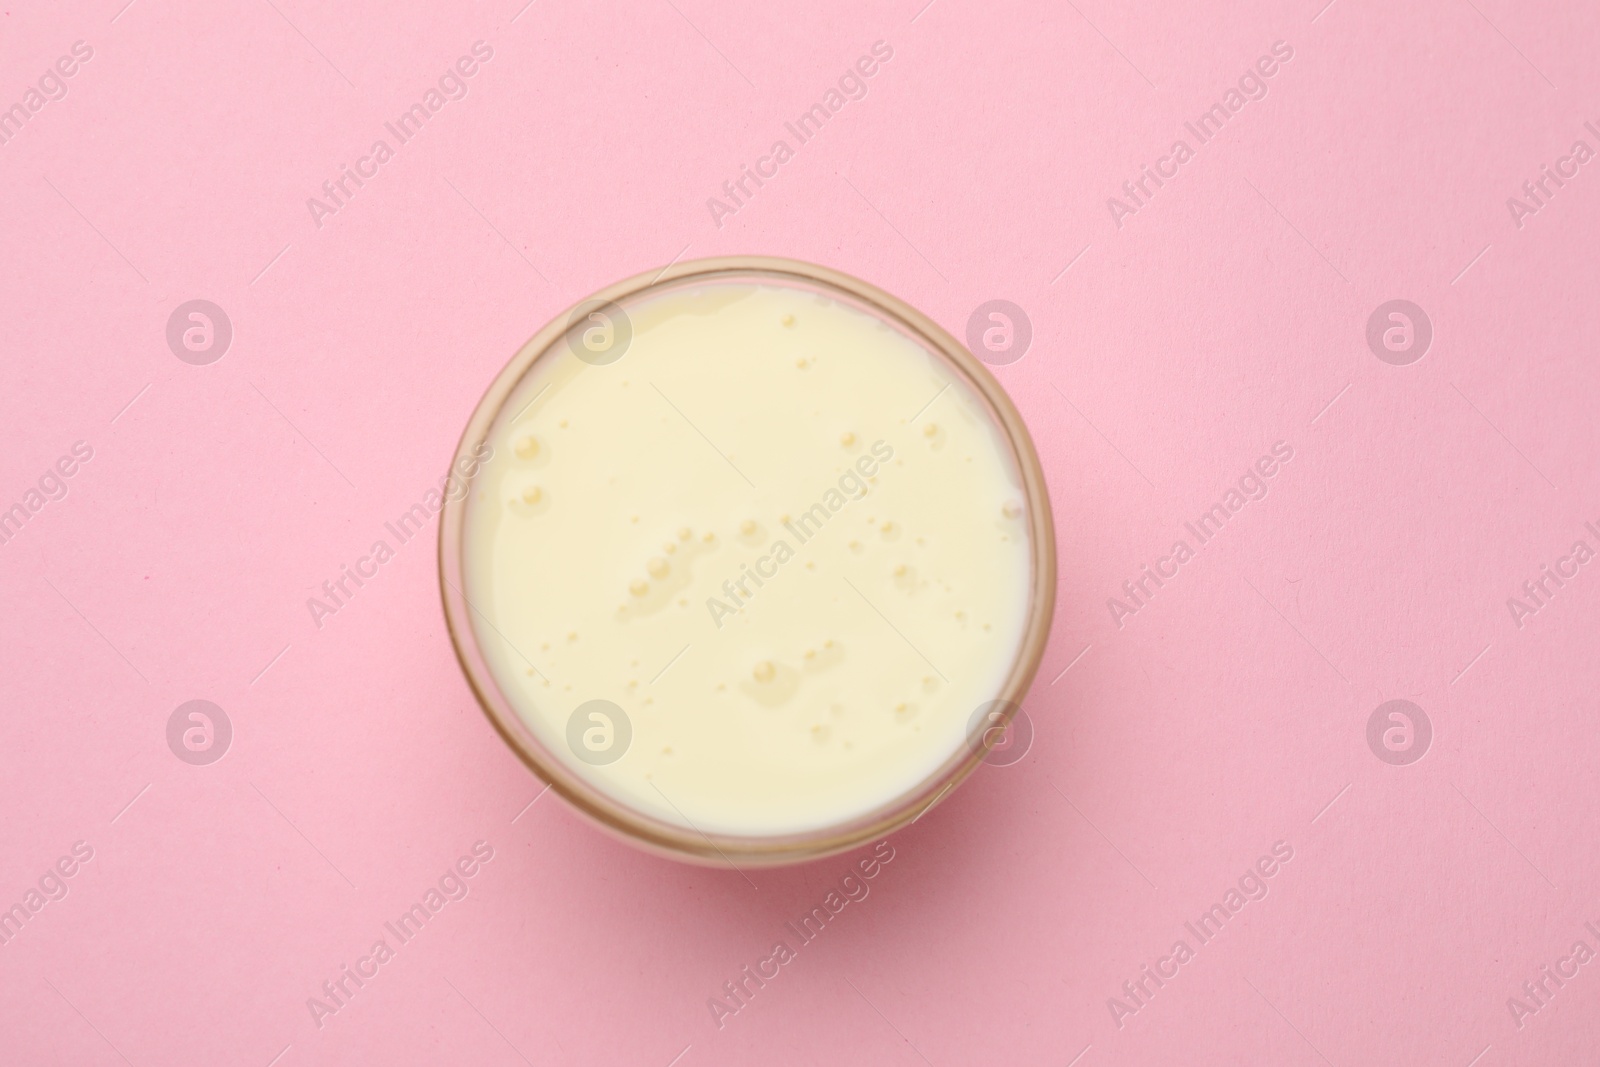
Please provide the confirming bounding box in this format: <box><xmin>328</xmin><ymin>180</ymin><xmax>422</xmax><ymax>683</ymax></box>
<box><xmin>438</xmin><ymin>256</ymin><xmax>1055</xmax><ymax>867</ymax></box>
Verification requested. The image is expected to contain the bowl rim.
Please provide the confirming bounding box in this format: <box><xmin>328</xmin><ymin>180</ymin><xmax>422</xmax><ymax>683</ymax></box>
<box><xmin>437</xmin><ymin>255</ymin><xmax>1056</xmax><ymax>867</ymax></box>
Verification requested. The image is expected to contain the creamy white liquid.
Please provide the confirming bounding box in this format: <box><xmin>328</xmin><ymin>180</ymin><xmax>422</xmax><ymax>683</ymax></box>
<box><xmin>462</xmin><ymin>277</ymin><xmax>1032</xmax><ymax>836</ymax></box>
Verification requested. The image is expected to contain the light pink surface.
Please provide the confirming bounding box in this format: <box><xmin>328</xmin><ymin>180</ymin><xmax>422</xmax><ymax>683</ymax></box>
<box><xmin>2</xmin><ymin>0</ymin><xmax>1598</xmax><ymax>1063</ymax></box>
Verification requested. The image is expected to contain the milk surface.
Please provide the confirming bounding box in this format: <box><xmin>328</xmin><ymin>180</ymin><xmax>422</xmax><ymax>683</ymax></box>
<box><xmin>462</xmin><ymin>278</ymin><xmax>1032</xmax><ymax>836</ymax></box>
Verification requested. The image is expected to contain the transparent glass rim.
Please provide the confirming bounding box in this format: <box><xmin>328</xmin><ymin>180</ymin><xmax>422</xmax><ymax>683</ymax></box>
<box><xmin>438</xmin><ymin>256</ymin><xmax>1056</xmax><ymax>867</ymax></box>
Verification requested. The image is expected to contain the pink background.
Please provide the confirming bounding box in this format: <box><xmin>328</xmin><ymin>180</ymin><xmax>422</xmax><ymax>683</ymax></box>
<box><xmin>2</xmin><ymin>0</ymin><xmax>1598</xmax><ymax>1063</ymax></box>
